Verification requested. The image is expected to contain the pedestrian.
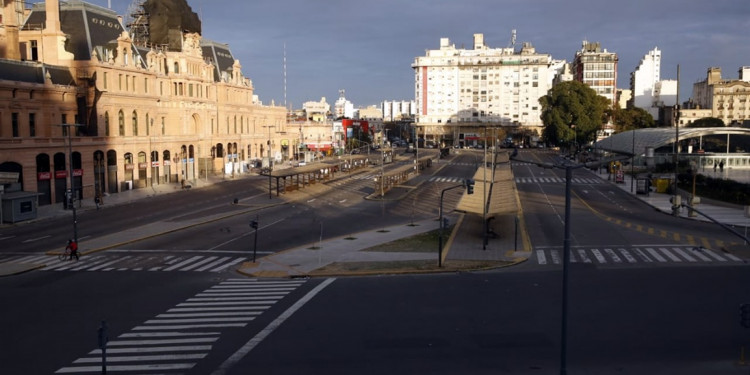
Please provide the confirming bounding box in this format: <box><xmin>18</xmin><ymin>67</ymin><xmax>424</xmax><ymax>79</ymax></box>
<box><xmin>94</xmin><ymin>195</ymin><xmax>101</xmax><ymax>210</ymax></box>
<box><xmin>714</xmin><ymin>162</ymin><xmax>717</xmax><ymax>172</ymax></box>
<box><xmin>719</xmin><ymin>160</ymin><xmax>724</xmax><ymax>172</ymax></box>
<box><xmin>66</xmin><ymin>239</ymin><xmax>79</xmax><ymax>261</ymax></box>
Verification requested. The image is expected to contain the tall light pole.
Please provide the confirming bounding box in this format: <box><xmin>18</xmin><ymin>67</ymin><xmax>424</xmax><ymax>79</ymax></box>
<box><xmin>265</xmin><ymin>124</ymin><xmax>275</xmax><ymax>199</ymax></box>
<box><xmin>61</xmin><ymin>123</ymin><xmax>82</xmax><ymax>244</ymax></box>
<box><xmin>510</xmin><ymin>151</ymin><xmax>628</xmax><ymax>375</ymax></box>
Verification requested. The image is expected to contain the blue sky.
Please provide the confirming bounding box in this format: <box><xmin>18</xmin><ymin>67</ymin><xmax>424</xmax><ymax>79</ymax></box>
<box><xmin>92</xmin><ymin>0</ymin><xmax>749</xmax><ymax>109</ymax></box>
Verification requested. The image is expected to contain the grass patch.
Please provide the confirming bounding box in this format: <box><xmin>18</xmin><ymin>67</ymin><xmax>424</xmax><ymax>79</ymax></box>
<box><xmin>361</xmin><ymin>226</ymin><xmax>453</xmax><ymax>253</ymax></box>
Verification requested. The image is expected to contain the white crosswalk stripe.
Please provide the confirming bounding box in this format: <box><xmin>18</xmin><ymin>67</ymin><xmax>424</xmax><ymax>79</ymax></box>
<box><xmin>55</xmin><ymin>278</ymin><xmax>307</xmax><ymax>374</ymax></box>
<box><xmin>428</xmin><ymin>176</ymin><xmax>465</xmax><ymax>184</ymax></box>
<box><xmin>0</xmin><ymin>254</ymin><xmax>249</xmax><ymax>273</ymax></box>
<box><xmin>534</xmin><ymin>246</ymin><xmax>743</xmax><ymax>266</ymax></box>
<box><xmin>515</xmin><ymin>177</ymin><xmax>603</xmax><ymax>184</ymax></box>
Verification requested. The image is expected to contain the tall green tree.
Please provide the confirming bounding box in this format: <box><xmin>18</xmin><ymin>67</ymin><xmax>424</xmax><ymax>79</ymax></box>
<box><xmin>612</xmin><ymin>106</ymin><xmax>655</xmax><ymax>131</ymax></box>
<box><xmin>686</xmin><ymin>117</ymin><xmax>725</xmax><ymax>128</ymax></box>
<box><xmin>539</xmin><ymin>81</ymin><xmax>609</xmax><ymax>147</ymax></box>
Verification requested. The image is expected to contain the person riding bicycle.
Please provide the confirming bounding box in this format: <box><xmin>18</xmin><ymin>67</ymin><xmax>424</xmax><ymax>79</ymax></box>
<box><xmin>66</xmin><ymin>239</ymin><xmax>79</xmax><ymax>260</ymax></box>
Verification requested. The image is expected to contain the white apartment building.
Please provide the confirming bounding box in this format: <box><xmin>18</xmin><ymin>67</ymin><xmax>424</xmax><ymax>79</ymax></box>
<box><xmin>629</xmin><ymin>47</ymin><xmax>677</xmax><ymax>120</ymax></box>
<box><xmin>303</xmin><ymin>97</ymin><xmax>330</xmax><ymax>117</ymax></box>
<box><xmin>630</xmin><ymin>47</ymin><xmax>661</xmax><ymax>110</ymax></box>
<box><xmin>381</xmin><ymin>100</ymin><xmax>416</xmax><ymax>121</ymax></box>
<box><xmin>334</xmin><ymin>90</ymin><xmax>354</xmax><ymax>119</ymax></box>
<box><xmin>412</xmin><ymin>33</ymin><xmax>563</xmax><ymax>145</ymax></box>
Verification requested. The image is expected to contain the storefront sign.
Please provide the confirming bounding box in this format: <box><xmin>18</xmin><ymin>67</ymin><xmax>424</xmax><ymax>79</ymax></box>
<box><xmin>73</xmin><ymin>169</ymin><xmax>83</xmax><ymax>177</ymax></box>
<box><xmin>55</xmin><ymin>170</ymin><xmax>68</xmax><ymax>179</ymax></box>
<box><xmin>38</xmin><ymin>172</ymin><xmax>51</xmax><ymax>180</ymax></box>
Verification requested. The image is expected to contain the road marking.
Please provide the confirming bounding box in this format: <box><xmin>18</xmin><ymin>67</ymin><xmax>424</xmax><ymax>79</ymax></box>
<box><xmin>163</xmin><ymin>256</ymin><xmax>203</xmax><ymax>271</ymax></box>
<box><xmin>672</xmin><ymin>247</ymin><xmax>697</xmax><ymax>262</ymax></box>
<box><xmin>618</xmin><ymin>248</ymin><xmax>637</xmax><ymax>263</ymax></box>
<box><xmin>702</xmin><ymin>248</ymin><xmax>728</xmax><ymax>262</ymax></box>
<box><xmin>688</xmin><ymin>248</ymin><xmax>712</xmax><ymax>262</ymax></box>
<box><xmin>211</xmin><ymin>278</ymin><xmax>336</xmax><ymax>375</ymax></box>
<box><xmin>604</xmin><ymin>248</ymin><xmax>622</xmax><ymax>263</ymax></box>
<box><xmin>210</xmin><ymin>257</ymin><xmax>246</xmax><ymax>272</ymax></box>
<box><xmin>180</xmin><ymin>256</ymin><xmax>219</xmax><ymax>271</ymax></box>
<box><xmin>57</xmin><ymin>363</ymin><xmax>196</xmax><ymax>373</ymax></box>
<box><xmin>590</xmin><ymin>249</ymin><xmax>607</xmax><ymax>263</ymax></box>
<box><xmin>645</xmin><ymin>248</ymin><xmax>667</xmax><ymax>262</ymax></box>
<box><xmin>72</xmin><ymin>353</ymin><xmax>207</xmax><ymax>363</ymax></box>
<box><xmin>536</xmin><ymin>250</ymin><xmax>547</xmax><ymax>265</ymax></box>
<box><xmin>632</xmin><ymin>248</ymin><xmax>653</xmax><ymax>262</ymax></box>
<box><xmin>549</xmin><ymin>250</ymin><xmax>561</xmax><ymax>264</ymax></box>
<box><xmin>577</xmin><ymin>249</ymin><xmax>592</xmax><ymax>263</ymax></box>
<box><xmin>658</xmin><ymin>248</ymin><xmax>682</xmax><ymax>262</ymax></box>
<box><xmin>22</xmin><ymin>235</ymin><xmax>51</xmax><ymax>243</ymax></box>
<box><xmin>107</xmin><ymin>337</ymin><xmax>219</xmax><ymax>346</ymax></box>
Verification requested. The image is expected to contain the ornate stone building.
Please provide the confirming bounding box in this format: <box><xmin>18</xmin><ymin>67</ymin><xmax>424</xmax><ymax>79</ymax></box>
<box><xmin>0</xmin><ymin>0</ymin><xmax>286</xmax><ymax>207</ymax></box>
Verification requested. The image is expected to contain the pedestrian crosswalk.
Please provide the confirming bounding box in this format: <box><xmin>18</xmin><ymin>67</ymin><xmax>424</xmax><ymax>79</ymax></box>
<box><xmin>515</xmin><ymin>176</ymin><xmax>604</xmax><ymax>185</ymax></box>
<box><xmin>534</xmin><ymin>246</ymin><xmax>743</xmax><ymax>266</ymax></box>
<box><xmin>55</xmin><ymin>278</ymin><xmax>306</xmax><ymax>374</ymax></box>
<box><xmin>2</xmin><ymin>253</ymin><xmax>250</xmax><ymax>273</ymax></box>
<box><xmin>428</xmin><ymin>176</ymin><xmax>466</xmax><ymax>184</ymax></box>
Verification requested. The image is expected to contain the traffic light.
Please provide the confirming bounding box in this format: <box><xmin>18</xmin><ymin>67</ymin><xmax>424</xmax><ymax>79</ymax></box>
<box><xmin>740</xmin><ymin>304</ymin><xmax>750</xmax><ymax>328</ymax></box>
<box><xmin>465</xmin><ymin>179</ymin><xmax>475</xmax><ymax>195</ymax></box>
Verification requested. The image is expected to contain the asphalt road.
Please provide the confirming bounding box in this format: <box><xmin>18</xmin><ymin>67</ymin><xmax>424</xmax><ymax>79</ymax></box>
<box><xmin>3</xmin><ymin>148</ymin><xmax>750</xmax><ymax>374</ymax></box>
<box><xmin>224</xmin><ymin>267</ymin><xmax>750</xmax><ymax>375</ymax></box>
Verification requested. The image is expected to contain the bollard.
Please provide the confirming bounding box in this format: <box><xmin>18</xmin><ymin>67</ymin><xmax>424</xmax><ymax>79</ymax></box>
<box><xmin>98</xmin><ymin>320</ymin><xmax>108</xmax><ymax>374</ymax></box>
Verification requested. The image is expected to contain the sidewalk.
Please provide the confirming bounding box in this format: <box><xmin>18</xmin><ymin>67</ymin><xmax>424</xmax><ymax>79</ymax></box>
<box><xmin>3</xmin><ymin>154</ymin><xmax>749</xmax><ymax>277</ymax></box>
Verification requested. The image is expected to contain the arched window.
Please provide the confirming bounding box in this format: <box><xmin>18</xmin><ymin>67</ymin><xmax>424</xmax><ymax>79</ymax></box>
<box><xmin>118</xmin><ymin>110</ymin><xmax>125</xmax><ymax>136</ymax></box>
<box><xmin>173</xmin><ymin>62</ymin><xmax>179</xmax><ymax>74</ymax></box>
<box><xmin>104</xmin><ymin>112</ymin><xmax>110</xmax><ymax>136</ymax></box>
<box><xmin>132</xmin><ymin>111</ymin><xmax>138</xmax><ymax>136</ymax></box>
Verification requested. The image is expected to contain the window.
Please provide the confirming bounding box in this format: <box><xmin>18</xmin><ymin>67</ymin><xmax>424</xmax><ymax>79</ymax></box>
<box><xmin>61</xmin><ymin>114</ymin><xmax>68</xmax><ymax>136</ymax></box>
<box><xmin>104</xmin><ymin>112</ymin><xmax>110</xmax><ymax>136</ymax></box>
<box><xmin>29</xmin><ymin>113</ymin><xmax>35</xmax><ymax>137</ymax></box>
<box><xmin>144</xmin><ymin>78</ymin><xmax>148</xmax><ymax>94</ymax></box>
<box><xmin>132</xmin><ymin>111</ymin><xmax>138</xmax><ymax>136</ymax></box>
<box><xmin>30</xmin><ymin>40</ymin><xmax>38</xmax><ymax>61</ymax></box>
<box><xmin>103</xmin><ymin>72</ymin><xmax>108</xmax><ymax>90</ymax></box>
<box><xmin>118</xmin><ymin>110</ymin><xmax>125</xmax><ymax>136</ymax></box>
<box><xmin>12</xmin><ymin>113</ymin><xmax>19</xmax><ymax>137</ymax></box>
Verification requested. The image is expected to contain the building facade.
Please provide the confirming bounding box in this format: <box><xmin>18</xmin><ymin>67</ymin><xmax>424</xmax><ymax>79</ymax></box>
<box><xmin>412</xmin><ymin>33</ymin><xmax>563</xmax><ymax>146</ymax></box>
<box><xmin>630</xmin><ymin>47</ymin><xmax>661</xmax><ymax>110</ymax></box>
<box><xmin>381</xmin><ymin>100</ymin><xmax>416</xmax><ymax>122</ymax></box>
<box><xmin>0</xmin><ymin>0</ymin><xmax>286</xmax><ymax>207</ymax></box>
<box><xmin>572</xmin><ymin>41</ymin><xmax>618</xmax><ymax>106</ymax></box>
<box><xmin>691</xmin><ymin>67</ymin><xmax>750</xmax><ymax>126</ymax></box>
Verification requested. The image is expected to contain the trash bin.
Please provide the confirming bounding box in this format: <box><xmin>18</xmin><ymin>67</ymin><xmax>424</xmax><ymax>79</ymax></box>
<box><xmin>655</xmin><ymin>178</ymin><xmax>671</xmax><ymax>193</ymax></box>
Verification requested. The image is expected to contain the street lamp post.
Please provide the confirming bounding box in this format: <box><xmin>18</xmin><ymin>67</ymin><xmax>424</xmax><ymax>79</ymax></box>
<box><xmin>61</xmin><ymin>124</ymin><xmax>82</xmax><ymax>244</ymax></box>
<box><xmin>510</xmin><ymin>151</ymin><xmax>628</xmax><ymax>375</ymax></box>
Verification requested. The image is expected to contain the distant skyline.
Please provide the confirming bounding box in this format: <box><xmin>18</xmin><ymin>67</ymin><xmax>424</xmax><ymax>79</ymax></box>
<box><xmin>86</xmin><ymin>0</ymin><xmax>749</xmax><ymax>109</ymax></box>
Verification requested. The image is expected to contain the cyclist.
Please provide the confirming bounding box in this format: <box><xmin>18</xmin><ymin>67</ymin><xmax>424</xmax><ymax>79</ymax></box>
<box><xmin>66</xmin><ymin>239</ymin><xmax>79</xmax><ymax>260</ymax></box>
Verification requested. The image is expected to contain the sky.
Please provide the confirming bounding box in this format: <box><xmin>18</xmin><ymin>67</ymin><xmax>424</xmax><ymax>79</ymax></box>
<box><xmin>88</xmin><ymin>0</ymin><xmax>749</xmax><ymax>109</ymax></box>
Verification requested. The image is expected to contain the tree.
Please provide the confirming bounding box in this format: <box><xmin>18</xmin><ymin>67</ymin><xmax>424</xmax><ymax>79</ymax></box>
<box><xmin>612</xmin><ymin>106</ymin><xmax>655</xmax><ymax>132</ymax></box>
<box><xmin>539</xmin><ymin>81</ymin><xmax>609</xmax><ymax>148</ymax></box>
<box><xmin>686</xmin><ymin>117</ymin><xmax>725</xmax><ymax>128</ymax></box>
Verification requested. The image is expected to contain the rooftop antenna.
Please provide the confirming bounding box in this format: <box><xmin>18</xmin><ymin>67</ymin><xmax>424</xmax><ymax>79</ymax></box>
<box><xmin>508</xmin><ymin>29</ymin><xmax>517</xmax><ymax>50</ymax></box>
